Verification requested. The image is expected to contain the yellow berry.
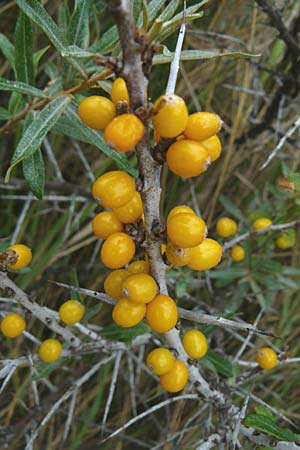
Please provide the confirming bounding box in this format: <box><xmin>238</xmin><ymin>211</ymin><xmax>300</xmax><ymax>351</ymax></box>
<box><xmin>167</xmin><ymin>213</ymin><xmax>207</xmax><ymax>248</ymax></box>
<box><xmin>159</xmin><ymin>360</ymin><xmax>189</xmax><ymax>393</ymax></box>
<box><xmin>113</xmin><ymin>192</ymin><xmax>143</xmax><ymax>223</ymax></box>
<box><xmin>165</xmin><ymin>243</ymin><xmax>191</xmax><ymax>266</ymax></box>
<box><xmin>112</xmin><ymin>297</ymin><xmax>145</xmax><ymax>327</ymax></box>
<box><xmin>111</xmin><ymin>77</ymin><xmax>129</xmax><ymax>104</ymax></box>
<box><xmin>182</xmin><ymin>330</ymin><xmax>208</xmax><ymax>359</ymax></box>
<box><xmin>39</xmin><ymin>339</ymin><xmax>62</xmax><ymax>363</ymax></box>
<box><xmin>92</xmin><ymin>211</ymin><xmax>123</xmax><ymax>239</ymax></box>
<box><xmin>276</xmin><ymin>233</ymin><xmax>295</xmax><ymax>249</ymax></box>
<box><xmin>166</xmin><ymin>139</ymin><xmax>210</xmax><ymax>178</ymax></box>
<box><xmin>252</xmin><ymin>218</ymin><xmax>272</xmax><ymax>230</ymax></box>
<box><xmin>122</xmin><ymin>273</ymin><xmax>158</xmax><ymax>304</ymax></box>
<box><xmin>58</xmin><ymin>300</ymin><xmax>85</xmax><ymax>325</ymax></box>
<box><xmin>230</xmin><ymin>245</ymin><xmax>245</xmax><ymax>262</ymax></box>
<box><xmin>1</xmin><ymin>313</ymin><xmax>25</xmax><ymax>338</ymax></box>
<box><xmin>104</xmin><ymin>114</ymin><xmax>144</xmax><ymax>152</ymax></box>
<box><xmin>184</xmin><ymin>112</ymin><xmax>222</xmax><ymax>141</ymax></box>
<box><xmin>166</xmin><ymin>205</ymin><xmax>195</xmax><ymax>225</ymax></box>
<box><xmin>152</xmin><ymin>94</ymin><xmax>188</xmax><ymax>138</ymax></box>
<box><xmin>146</xmin><ymin>348</ymin><xmax>175</xmax><ymax>375</ymax></box>
<box><xmin>100</xmin><ymin>232</ymin><xmax>135</xmax><ymax>269</ymax></box>
<box><xmin>256</xmin><ymin>347</ymin><xmax>278</xmax><ymax>370</ymax></box>
<box><xmin>104</xmin><ymin>269</ymin><xmax>130</xmax><ymax>300</ymax></box>
<box><xmin>78</xmin><ymin>96</ymin><xmax>116</xmax><ymax>130</ymax></box>
<box><xmin>200</xmin><ymin>135</ymin><xmax>222</xmax><ymax>162</ymax></box>
<box><xmin>216</xmin><ymin>217</ymin><xmax>238</xmax><ymax>238</ymax></box>
<box><xmin>127</xmin><ymin>259</ymin><xmax>150</xmax><ymax>274</ymax></box>
<box><xmin>6</xmin><ymin>244</ymin><xmax>32</xmax><ymax>270</ymax></box>
<box><xmin>188</xmin><ymin>238</ymin><xmax>222</xmax><ymax>271</ymax></box>
<box><xmin>146</xmin><ymin>294</ymin><xmax>178</xmax><ymax>333</ymax></box>
<box><xmin>92</xmin><ymin>171</ymin><xmax>136</xmax><ymax>209</ymax></box>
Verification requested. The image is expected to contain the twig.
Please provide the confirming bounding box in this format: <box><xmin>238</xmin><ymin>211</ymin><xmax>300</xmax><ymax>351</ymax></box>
<box><xmin>234</xmin><ymin>310</ymin><xmax>263</xmax><ymax>362</ymax></box>
<box><xmin>63</xmin><ymin>387</ymin><xmax>78</xmax><ymax>442</ymax></box>
<box><xmin>102</xmin><ymin>351</ymin><xmax>123</xmax><ymax>426</ymax></box>
<box><xmin>195</xmin><ymin>433</ymin><xmax>222</xmax><ymax>450</ymax></box>
<box><xmin>43</xmin><ymin>138</ymin><xmax>64</xmax><ymax>181</ymax></box>
<box><xmin>10</xmin><ymin>196</ymin><xmax>33</xmax><ymax>245</ymax></box>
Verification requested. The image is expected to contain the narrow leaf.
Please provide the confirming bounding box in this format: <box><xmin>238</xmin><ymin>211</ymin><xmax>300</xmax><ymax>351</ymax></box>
<box><xmin>0</xmin><ymin>107</ymin><xmax>11</xmax><ymax>121</ymax></box>
<box><xmin>68</xmin><ymin>0</ymin><xmax>91</xmax><ymax>49</ymax></box>
<box><xmin>6</xmin><ymin>96</ymin><xmax>71</xmax><ymax>180</ymax></box>
<box><xmin>22</xmin><ymin>149</ymin><xmax>45</xmax><ymax>199</ymax></box>
<box><xmin>33</xmin><ymin>46</ymin><xmax>50</xmax><ymax>74</ymax></box>
<box><xmin>89</xmin><ymin>25</ymin><xmax>118</xmax><ymax>54</ymax></box>
<box><xmin>0</xmin><ymin>33</ymin><xmax>15</xmax><ymax>71</ymax></box>
<box><xmin>137</xmin><ymin>0</ymin><xmax>165</xmax><ymax>28</ymax></box>
<box><xmin>0</xmin><ymin>77</ymin><xmax>47</xmax><ymax>98</ymax></box>
<box><xmin>244</xmin><ymin>414</ymin><xmax>298</xmax><ymax>442</ymax></box>
<box><xmin>61</xmin><ymin>45</ymin><xmax>95</xmax><ymax>58</ymax></box>
<box><xmin>153</xmin><ymin>49</ymin><xmax>257</xmax><ymax>65</ymax></box>
<box><xmin>15</xmin><ymin>11</ymin><xmax>34</xmax><ymax>85</ymax></box>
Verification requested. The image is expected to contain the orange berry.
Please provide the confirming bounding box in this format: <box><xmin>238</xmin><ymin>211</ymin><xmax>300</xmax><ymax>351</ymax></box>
<box><xmin>113</xmin><ymin>192</ymin><xmax>143</xmax><ymax>223</ymax></box>
<box><xmin>188</xmin><ymin>238</ymin><xmax>222</xmax><ymax>271</ymax></box>
<box><xmin>216</xmin><ymin>217</ymin><xmax>238</xmax><ymax>238</ymax></box>
<box><xmin>1</xmin><ymin>313</ymin><xmax>25</xmax><ymax>338</ymax></box>
<box><xmin>152</xmin><ymin>94</ymin><xmax>188</xmax><ymax>138</ymax></box>
<box><xmin>160</xmin><ymin>360</ymin><xmax>189</xmax><ymax>392</ymax></box>
<box><xmin>6</xmin><ymin>244</ymin><xmax>32</xmax><ymax>270</ymax></box>
<box><xmin>122</xmin><ymin>273</ymin><xmax>158</xmax><ymax>304</ymax></box>
<box><xmin>104</xmin><ymin>269</ymin><xmax>130</xmax><ymax>300</ymax></box>
<box><xmin>167</xmin><ymin>213</ymin><xmax>207</xmax><ymax>248</ymax></box>
<box><xmin>58</xmin><ymin>300</ymin><xmax>85</xmax><ymax>325</ymax></box>
<box><xmin>127</xmin><ymin>259</ymin><xmax>150</xmax><ymax>274</ymax></box>
<box><xmin>100</xmin><ymin>232</ymin><xmax>135</xmax><ymax>269</ymax></box>
<box><xmin>252</xmin><ymin>217</ymin><xmax>272</xmax><ymax>230</ymax></box>
<box><xmin>92</xmin><ymin>171</ymin><xmax>136</xmax><ymax>209</ymax></box>
<box><xmin>184</xmin><ymin>112</ymin><xmax>222</xmax><ymax>141</ymax></box>
<box><xmin>230</xmin><ymin>245</ymin><xmax>245</xmax><ymax>262</ymax></box>
<box><xmin>104</xmin><ymin>114</ymin><xmax>144</xmax><ymax>152</ymax></box>
<box><xmin>166</xmin><ymin>205</ymin><xmax>195</xmax><ymax>225</ymax></box>
<box><xmin>78</xmin><ymin>96</ymin><xmax>116</xmax><ymax>130</ymax></box>
<box><xmin>182</xmin><ymin>330</ymin><xmax>208</xmax><ymax>359</ymax></box>
<box><xmin>200</xmin><ymin>135</ymin><xmax>222</xmax><ymax>162</ymax></box>
<box><xmin>146</xmin><ymin>294</ymin><xmax>178</xmax><ymax>333</ymax></box>
<box><xmin>92</xmin><ymin>211</ymin><xmax>123</xmax><ymax>239</ymax></box>
<box><xmin>146</xmin><ymin>348</ymin><xmax>175</xmax><ymax>375</ymax></box>
<box><xmin>256</xmin><ymin>347</ymin><xmax>278</xmax><ymax>370</ymax></box>
<box><xmin>39</xmin><ymin>339</ymin><xmax>62</xmax><ymax>363</ymax></box>
<box><xmin>112</xmin><ymin>297</ymin><xmax>145</xmax><ymax>327</ymax></box>
<box><xmin>111</xmin><ymin>77</ymin><xmax>129</xmax><ymax>104</ymax></box>
<box><xmin>166</xmin><ymin>140</ymin><xmax>210</xmax><ymax>178</ymax></box>
<box><xmin>165</xmin><ymin>243</ymin><xmax>191</xmax><ymax>266</ymax></box>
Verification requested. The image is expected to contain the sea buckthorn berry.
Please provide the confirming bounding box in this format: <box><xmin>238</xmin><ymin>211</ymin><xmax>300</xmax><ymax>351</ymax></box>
<box><xmin>39</xmin><ymin>339</ymin><xmax>62</xmax><ymax>363</ymax></box>
<box><xmin>200</xmin><ymin>135</ymin><xmax>222</xmax><ymax>162</ymax></box>
<box><xmin>184</xmin><ymin>112</ymin><xmax>222</xmax><ymax>141</ymax></box>
<box><xmin>166</xmin><ymin>205</ymin><xmax>195</xmax><ymax>225</ymax></box>
<box><xmin>58</xmin><ymin>300</ymin><xmax>85</xmax><ymax>325</ymax></box>
<box><xmin>104</xmin><ymin>269</ymin><xmax>130</xmax><ymax>300</ymax></box>
<box><xmin>188</xmin><ymin>238</ymin><xmax>222</xmax><ymax>271</ymax></box>
<box><xmin>122</xmin><ymin>273</ymin><xmax>158</xmax><ymax>304</ymax></box>
<box><xmin>1</xmin><ymin>313</ymin><xmax>25</xmax><ymax>338</ymax></box>
<box><xmin>230</xmin><ymin>245</ymin><xmax>245</xmax><ymax>262</ymax></box>
<box><xmin>182</xmin><ymin>330</ymin><xmax>208</xmax><ymax>359</ymax></box>
<box><xmin>276</xmin><ymin>232</ymin><xmax>296</xmax><ymax>249</ymax></box>
<box><xmin>113</xmin><ymin>192</ymin><xmax>143</xmax><ymax>224</ymax></box>
<box><xmin>159</xmin><ymin>360</ymin><xmax>189</xmax><ymax>393</ymax></box>
<box><xmin>146</xmin><ymin>294</ymin><xmax>178</xmax><ymax>333</ymax></box>
<box><xmin>256</xmin><ymin>347</ymin><xmax>278</xmax><ymax>370</ymax></box>
<box><xmin>104</xmin><ymin>114</ymin><xmax>144</xmax><ymax>152</ymax></box>
<box><xmin>166</xmin><ymin>140</ymin><xmax>210</xmax><ymax>178</ymax></box>
<box><xmin>146</xmin><ymin>348</ymin><xmax>175</xmax><ymax>376</ymax></box>
<box><xmin>92</xmin><ymin>171</ymin><xmax>135</xmax><ymax>209</ymax></box>
<box><xmin>127</xmin><ymin>259</ymin><xmax>149</xmax><ymax>274</ymax></box>
<box><xmin>216</xmin><ymin>217</ymin><xmax>238</xmax><ymax>238</ymax></box>
<box><xmin>111</xmin><ymin>77</ymin><xmax>129</xmax><ymax>104</ymax></box>
<box><xmin>252</xmin><ymin>217</ymin><xmax>272</xmax><ymax>230</ymax></box>
<box><xmin>78</xmin><ymin>96</ymin><xmax>116</xmax><ymax>130</ymax></box>
<box><xmin>112</xmin><ymin>297</ymin><xmax>146</xmax><ymax>328</ymax></box>
<box><xmin>6</xmin><ymin>244</ymin><xmax>32</xmax><ymax>270</ymax></box>
<box><xmin>152</xmin><ymin>94</ymin><xmax>188</xmax><ymax>138</ymax></box>
<box><xmin>166</xmin><ymin>243</ymin><xmax>191</xmax><ymax>266</ymax></box>
<box><xmin>167</xmin><ymin>213</ymin><xmax>207</xmax><ymax>248</ymax></box>
<box><xmin>101</xmin><ymin>232</ymin><xmax>135</xmax><ymax>269</ymax></box>
<box><xmin>92</xmin><ymin>211</ymin><xmax>123</xmax><ymax>239</ymax></box>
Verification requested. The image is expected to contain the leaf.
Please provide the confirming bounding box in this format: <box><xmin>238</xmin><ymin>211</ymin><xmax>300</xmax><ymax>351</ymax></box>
<box><xmin>16</xmin><ymin>0</ymin><xmax>85</xmax><ymax>76</ymax></box>
<box><xmin>153</xmin><ymin>49</ymin><xmax>258</xmax><ymax>65</ymax></box>
<box><xmin>0</xmin><ymin>107</ymin><xmax>12</xmax><ymax>121</ymax></box>
<box><xmin>157</xmin><ymin>0</ymin><xmax>181</xmax><ymax>21</ymax></box>
<box><xmin>53</xmin><ymin>104</ymin><xmax>137</xmax><ymax>177</ymax></box>
<box><xmin>0</xmin><ymin>77</ymin><xmax>47</xmax><ymax>98</ymax></box>
<box><xmin>204</xmin><ymin>351</ymin><xmax>233</xmax><ymax>378</ymax></box>
<box><xmin>219</xmin><ymin>193</ymin><xmax>244</xmax><ymax>221</ymax></box>
<box><xmin>133</xmin><ymin>0</ymin><xmax>143</xmax><ymax>22</ymax></box>
<box><xmin>22</xmin><ymin>148</ymin><xmax>45</xmax><ymax>199</ymax></box>
<box><xmin>33</xmin><ymin>46</ymin><xmax>50</xmax><ymax>74</ymax></box>
<box><xmin>6</xmin><ymin>96</ymin><xmax>71</xmax><ymax>181</ymax></box>
<box><xmin>8</xmin><ymin>91</ymin><xmax>26</xmax><ymax>115</ymax></box>
<box><xmin>0</xmin><ymin>33</ymin><xmax>15</xmax><ymax>71</ymax></box>
<box><xmin>255</xmin><ymin>406</ymin><xmax>275</xmax><ymax>420</ymax></box>
<box><xmin>244</xmin><ymin>413</ymin><xmax>298</xmax><ymax>442</ymax></box>
<box><xmin>100</xmin><ymin>321</ymin><xmax>151</xmax><ymax>341</ymax></box>
<box><xmin>137</xmin><ymin>0</ymin><xmax>165</xmax><ymax>28</ymax></box>
<box><xmin>89</xmin><ymin>25</ymin><xmax>118</xmax><ymax>54</ymax></box>
<box><xmin>61</xmin><ymin>45</ymin><xmax>95</xmax><ymax>58</ymax></box>
<box><xmin>175</xmin><ymin>277</ymin><xmax>187</xmax><ymax>298</ymax></box>
<box><xmin>15</xmin><ymin>11</ymin><xmax>34</xmax><ymax>85</ymax></box>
